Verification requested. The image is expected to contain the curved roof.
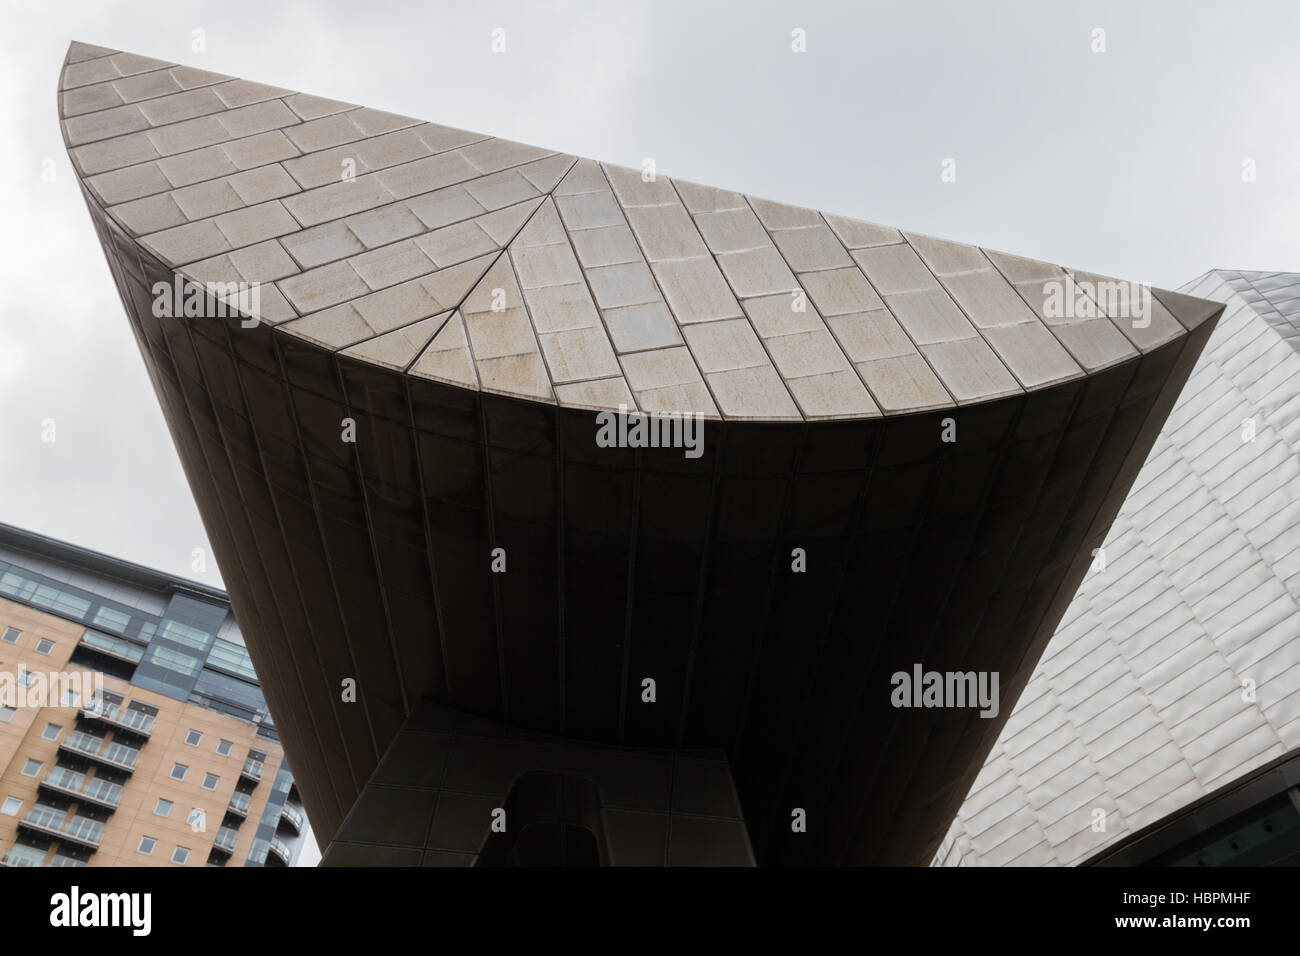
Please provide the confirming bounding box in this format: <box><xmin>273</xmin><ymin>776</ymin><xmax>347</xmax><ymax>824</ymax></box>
<box><xmin>59</xmin><ymin>40</ymin><xmax>1214</xmax><ymax>422</ymax></box>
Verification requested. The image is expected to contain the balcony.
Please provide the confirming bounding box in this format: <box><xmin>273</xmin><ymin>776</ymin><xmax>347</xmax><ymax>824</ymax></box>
<box><xmin>0</xmin><ymin>847</ymin><xmax>46</xmax><ymax>867</ymax></box>
<box><xmin>240</xmin><ymin>758</ymin><xmax>264</xmax><ymax>783</ymax></box>
<box><xmin>48</xmin><ymin>855</ymin><xmax>87</xmax><ymax>868</ymax></box>
<box><xmin>227</xmin><ymin>792</ymin><xmax>251</xmax><ymax>817</ymax></box>
<box><xmin>60</xmin><ymin>816</ymin><xmax>104</xmax><ymax>849</ymax></box>
<box><xmin>20</xmin><ymin>806</ymin><xmax>104</xmax><ymax>850</ymax></box>
<box><xmin>278</xmin><ymin>804</ymin><xmax>304</xmax><ymax>834</ymax></box>
<box><xmin>39</xmin><ymin>768</ymin><xmax>122</xmax><ymax>811</ymax></box>
<box><xmin>59</xmin><ymin>731</ymin><xmax>138</xmax><ymax>774</ymax></box>
<box><xmin>211</xmin><ymin>826</ymin><xmax>238</xmax><ymax>855</ymax></box>
<box><xmin>267</xmin><ymin>837</ymin><xmax>292</xmax><ymax>865</ymax></box>
<box><xmin>79</xmin><ymin>705</ymin><xmax>154</xmax><ymax>739</ymax></box>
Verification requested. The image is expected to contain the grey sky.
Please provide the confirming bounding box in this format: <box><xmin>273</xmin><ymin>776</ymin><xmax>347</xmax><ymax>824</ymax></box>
<box><xmin>2</xmin><ymin>0</ymin><xmax>1297</xmax><ymax>862</ymax></box>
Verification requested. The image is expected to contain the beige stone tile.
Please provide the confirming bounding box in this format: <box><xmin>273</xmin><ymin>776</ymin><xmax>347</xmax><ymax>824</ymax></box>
<box><xmin>852</xmin><ymin>243</ymin><xmax>938</xmax><ymax>295</ymax></box>
<box><xmin>1050</xmin><ymin>317</ymin><xmax>1137</xmax><ymax>372</ymax></box>
<box><xmin>352</xmin><ymin>129</ymin><xmax>431</xmax><ymax>171</ymax></box>
<box><xmin>353</xmin><ymin>279</ymin><xmax>441</xmax><ymax>334</ymax></box>
<box><xmin>349</xmin><ymin>240</ymin><xmax>436</xmax><ymax>290</ymax></box>
<box><xmin>168</xmin><ymin>178</ymin><xmax>243</xmax><ymax>221</ymax></box>
<box><xmin>458</xmin><ymin>138</ymin><xmax>552</xmax><ymax>173</ymax></box>
<box><xmin>920</xmin><ymin>337</ymin><xmax>1021</xmax><ymax>403</ymax></box>
<box><xmin>984</xmin><ymin>249</ymin><xmax>1064</xmax><ymax>284</ymax></box>
<box><xmin>463</xmin><ymin>170</ymin><xmax>538</xmax><ymax>210</ymax></box>
<box><xmin>221</xmin><ymin>100</ymin><xmax>303</xmax><ymax>139</ymax></box>
<box><xmin>137</xmin><ymin>88</ymin><xmax>225</xmax><ymax>126</ymax></box>
<box><xmin>586</xmin><ymin>262</ymin><xmax>660</xmax><ymax>309</ymax></box>
<box><xmin>476</xmin><ymin>199</ymin><xmax>540</xmax><ymax>245</ymax></box>
<box><xmin>146</xmin><ymin>116</ymin><xmax>229</xmax><ymax>156</ymax></box>
<box><xmin>748</xmin><ymin>197</ymin><xmax>820</xmax><ymax>230</ymax></box>
<box><xmin>942</xmin><ymin>268</ymin><xmax>1039</xmax><ymax>328</ymax></box>
<box><xmin>62</xmin><ymin>56</ymin><xmax>123</xmax><ymax>89</ymax></box>
<box><xmin>414</xmin><ymin>124</ymin><xmax>488</xmax><ymax>154</ymax></box>
<box><xmin>111</xmin><ymin>192</ymin><xmax>187</xmax><ymax>235</ymax></box>
<box><xmin>170</xmin><ymin>66</ymin><xmax>232</xmax><ymax>90</ymax></box>
<box><xmin>675</xmin><ymin>179</ymin><xmax>746</xmax><ymax>214</ymax></box>
<box><xmin>284</xmin><ymin>93</ymin><xmax>355</xmax><ymax>120</ymax></box>
<box><xmin>419</xmin><ymin>255</ymin><xmax>496</xmax><ymax>311</ymax></box>
<box><xmin>620</xmin><ymin>346</ymin><xmax>703</xmax><ymax>391</ymax></box>
<box><xmin>61</xmin><ymin>83</ymin><xmax>125</xmax><ymax>117</ymax></box>
<box><xmin>228</xmin><ymin>240</ymin><xmax>300</xmax><ymax>283</ymax></box>
<box><xmin>825</xmin><ymin>309</ymin><xmax>916</xmax><ymax>362</ymax></box>
<box><xmin>856</xmin><ymin>354</ymin><xmax>953</xmax><ymax>413</ymax></box>
<box><xmin>906</xmin><ymin>233</ymin><xmax>990</xmax><ymax>275</ymax></box>
<box><xmin>763</xmin><ymin>328</ymin><xmax>851</xmax><ymax>378</ymax></box>
<box><xmin>518</xmin><ymin>154</ymin><xmax>576</xmax><ymax>192</ymax></box>
<box><xmin>799</xmin><ymin>267</ymin><xmax>884</xmax><ymax>316</ymax></box>
<box><xmin>64</xmin><ymin>104</ymin><xmax>149</xmax><ymax>145</ymax></box>
<box><xmin>653</xmin><ymin>257</ymin><xmax>743</xmax><ymax>323</ymax></box>
<box><xmin>823</xmin><ymin>214</ymin><xmax>901</xmax><ymax>249</ymax></box>
<box><xmin>156</xmin><ymin>144</ymin><xmax>236</xmax><ymax>186</ymax></box>
<box><xmin>682</xmin><ymin>319</ymin><xmax>767</xmax><ymax>373</ymax></box>
<box><xmin>692</xmin><ymin>207</ymin><xmax>769</xmax><ymax>254</ymax></box>
<box><xmin>554</xmin><ymin>377</ymin><xmax>636</xmax><ymax>411</ymax></box>
<box><xmin>227</xmin><ymin>164</ymin><xmax>300</xmax><ymax>205</ymax></box>
<box><xmin>254</xmin><ymin>284</ymin><xmax>298</xmax><ymax>324</ymax></box>
<box><xmin>344</xmin><ymin>204</ymin><xmax>425</xmax><ymax>248</ymax></box>
<box><xmin>555</xmin><ymin>158</ymin><xmax>607</xmax><ymax>195</ymax></box>
<box><xmin>462</xmin><ymin>256</ymin><xmax>522</xmax><ymax>315</ymax></box>
<box><xmin>741</xmin><ymin>293</ymin><xmax>824</xmax><ymax>338</ymax></box>
<box><xmin>786</xmin><ymin>370</ymin><xmax>878</xmax><ymax>418</ymax></box>
<box><xmin>279</xmin><ymin>261</ymin><xmax>369</xmax><ymax>313</ymax></box>
<box><xmin>67</xmin><ymin>42</ymin><xmax>117</xmax><ymax>64</ymax></box>
<box><xmin>342</xmin><ymin>314</ymin><xmax>447</xmax><ymax>370</ymax></box>
<box><xmin>142</xmin><ymin>219</ymin><xmax>230</xmax><ymax>266</ymax></box>
<box><xmin>706</xmin><ymin>365</ymin><xmax>800</xmax><ymax>419</ymax></box>
<box><xmin>771</xmin><ymin>224</ymin><xmax>854</xmax><ymax>272</ymax></box>
<box><xmin>410</xmin><ymin>336</ymin><xmax>478</xmax><ymax>387</ymax></box>
<box><xmin>281</xmin><ymin>303</ymin><xmax>373</xmax><ymax>349</ymax></box>
<box><xmin>212</xmin><ymin>79</ymin><xmax>291</xmax><ymax>108</ymax></box>
<box><xmin>72</xmin><ymin>132</ymin><xmax>160</xmax><ymax>175</ymax></box>
<box><xmin>570</xmin><ymin>224</ymin><xmax>641</xmax><ymax>268</ymax></box>
<box><xmin>283</xmin><ymin>144</ymin><xmax>370</xmax><ymax>189</ymax></box>
<box><xmin>87</xmin><ymin>162</ymin><xmax>172</xmax><ymax>205</ymax></box>
<box><xmin>464</xmin><ymin>307</ymin><xmax>537</xmax><ymax>359</ymax></box>
<box><xmin>885</xmin><ymin>289</ymin><xmax>974</xmax><ymax>345</ymax></box>
<box><xmin>282</xmin><ymin>176</ymin><xmax>393</xmax><ymax>227</ymax></box>
<box><xmin>284</xmin><ymin>112</ymin><xmax>365</xmax><ymax>153</ymax></box>
<box><xmin>476</xmin><ymin>353</ymin><xmax>552</xmax><ymax>400</ymax></box>
<box><xmin>221</xmin><ymin>130</ymin><xmax>300</xmax><ymax>170</ymax></box>
<box><xmin>113</xmin><ymin>70</ymin><xmax>184</xmax><ymax>103</ymax></box>
<box><xmin>604</xmin><ymin>302</ymin><xmax>681</xmax><ymax>353</ymax></box>
<box><xmin>414</xmin><ymin>220</ymin><xmax>498</xmax><ymax>268</ymax></box>
<box><xmin>635</xmin><ymin>381</ymin><xmax>719</xmax><ymax>417</ymax></box>
<box><xmin>981</xmin><ymin>321</ymin><xmax>1083</xmax><ymax>388</ymax></box>
<box><xmin>214</xmin><ymin>200</ymin><xmax>298</xmax><ymax>248</ymax></box>
<box><xmin>523</xmin><ymin>282</ymin><xmax>600</xmax><ymax>333</ymax></box>
<box><xmin>625</xmin><ymin>204</ymin><xmax>709</xmax><ymax>261</ymax></box>
<box><xmin>514</xmin><ymin>200</ymin><xmax>568</xmax><ymax>247</ymax></box>
<box><xmin>538</xmin><ymin>326</ymin><xmax>621</xmax><ymax>383</ymax></box>
<box><xmin>556</xmin><ymin>191</ymin><xmax>624</xmax><ymax>230</ymax></box>
<box><xmin>511</xmin><ymin>242</ymin><xmax>583</xmax><ymax>289</ymax></box>
<box><xmin>602</xmin><ymin>163</ymin><xmax>677</xmax><ymax>206</ymax></box>
<box><xmin>281</xmin><ymin>220</ymin><xmax>364</xmax><ymax>268</ymax></box>
<box><xmin>109</xmin><ymin>53</ymin><xmax>173</xmax><ymax>76</ymax></box>
<box><xmin>405</xmin><ymin>182</ymin><xmax>486</xmax><ymax>229</ymax></box>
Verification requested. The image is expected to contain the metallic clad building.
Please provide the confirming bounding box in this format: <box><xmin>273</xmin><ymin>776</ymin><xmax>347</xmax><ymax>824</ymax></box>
<box><xmin>0</xmin><ymin>520</ymin><xmax>307</xmax><ymax>867</ymax></box>
<box><xmin>939</xmin><ymin>271</ymin><xmax>1300</xmax><ymax>867</ymax></box>
<box><xmin>59</xmin><ymin>41</ymin><xmax>1222</xmax><ymax>865</ymax></box>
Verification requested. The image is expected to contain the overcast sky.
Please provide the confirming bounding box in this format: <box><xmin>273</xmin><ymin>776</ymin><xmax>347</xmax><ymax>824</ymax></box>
<box><xmin>1</xmin><ymin>0</ymin><xmax>1297</xmax><ymax>862</ymax></box>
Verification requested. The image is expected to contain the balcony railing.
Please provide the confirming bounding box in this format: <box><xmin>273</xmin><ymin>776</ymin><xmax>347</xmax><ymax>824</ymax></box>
<box><xmin>279</xmin><ymin>804</ymin><xmax>304</xmax><ymax>833</ymax></box>
<box><xmin>241</xmin><ymin>758</ymin><xmax>264</xmax><ymax>782</ymax></box>
<box><xmin>83</xmin><ymin>777</ymin><xmax>123</xmax><ymax>808</ymax></box>
<box><xmin>79</xmin><ymin>705</ymin><xmax>154</xmax><ymax>738</ymax></box>
<box><xmin>228</xmin><ymin>792</ymin><xmax>251</xmax><ymax>816</ymax></box>
<box><xmin>0</xmin><ymin>848</ymin><xmax>45</xmax><ymax>867</ymax></box>
<box><xmin>213</xmin><ymin>827</ymin><xmax>238</xmax><ymax>853</ymax></box>
<box><xmin>40</xmin><ymin>768</ymin><xmax>122</xmax><ymax>810</ymax></box>
<box><xmin>267</xmin><ymin>837</ymin><xmax>292</xmax><ymax>864</ymax></box>
<box><xmin>62</xmin><ymin>730</ymin><xmax>105</xmax><ymax>757</ymax></box>
<box><xmin>19</xmin><ymin>805</ymin><xmax>104</xmax><ymax>849</ymax></box>
<box><xmin>61</xmin><ymin>816</ymin><xmax>104</xmax><ymax>848</ymax></box>
<box><xmin>48</xmin><ymin>855</ymin><xmax>87</xmax><ymax>867</ymax></box>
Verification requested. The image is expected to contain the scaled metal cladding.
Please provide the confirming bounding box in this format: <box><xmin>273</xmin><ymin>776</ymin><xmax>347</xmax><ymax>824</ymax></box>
<box><xmin>60</xmin><ymin>41</ymin><xmax>1223</xmax><ymax>865</ymax></box>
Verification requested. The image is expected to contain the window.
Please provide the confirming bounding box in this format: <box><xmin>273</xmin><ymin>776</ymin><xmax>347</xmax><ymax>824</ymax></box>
<box><xmin>170</xmin><ymin>846</ymin><xmax>190</xmax><ymax>865</ymax></box>
<box><xmin>0</xmin><ymin>706</ymin><xmax>14</xmax><ymax>723</ymax></box>
<box><xmin>41</xmin><ymin>723</ymin><xmax>61</xmax><ymax>741</ymax></box>
<box><xmin>201</xmin><ymin>773</ymin><xmax>219</xmax><ymax>791</ymax></box>
<box><xmin>1</xmin><ymin>627</ymin><xmax>19</xmax><ymax>643</ymax></box>
<box><xmin>21</xmin><ymin>759</ymin><xmax>42</xmax><ymax>777</ymax></box>
<box><xmin>35</xmin><ymin>639</ymin><xmax>54</xmax><ymax>655</ymax></box>
<box><xmin>169</xmin><ymin>763</ymin><xmax>187</xmax><ymax>781</ymax></box>
<box><xmin>186</xmin><ymin>808</ymin><xmax>204</xmax><ymax>828</ymax></box>
<box><xmin>154</xmin><ymin>798</ymin><xmax>173</xmax><ymax>818</ymax></box>
<box><xmin>184</xmin><ymin>729</ymin><xmax>202</xmax><ymax>746</ymax></box>
<box><xmin>1</xmin><ymin>796</ymin><xmax>21</xmax><ymax>816</ymax></box>
<box><xmin>216</xmin><ymin>739</ymin><xmax>233</xmax><ymax>756</ymax></box>
<box><xmin>137</xmin><ymin>836</ymin><xmax>156</xmax><ymax>856</ymax></box>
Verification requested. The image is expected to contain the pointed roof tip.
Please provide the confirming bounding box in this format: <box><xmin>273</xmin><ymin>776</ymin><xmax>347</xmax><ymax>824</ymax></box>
<box><xmin>65</xmin><ymin>41</ymin><xmax>119</xmax><ymax>64</ymax></box>
<box><xmin>1151</xmin><ymin>287</ymin><xmax>1225</xmax><ymax>331</ymax></box>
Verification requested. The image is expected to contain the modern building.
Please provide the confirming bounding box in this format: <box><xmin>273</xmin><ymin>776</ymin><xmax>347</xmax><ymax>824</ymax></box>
<box><xmin>939</xmin><ymin>271</ymin><xmax>1300</xmax><ymax>867</ymax></box>
<box><xmin>0</xmin><ymin>520</ymin><xmax>308</xmax><ymax>867</ymax></box>
<box><xmin>58</xmin><ymin>41</ymin><xmax>1225</xmax><ymax>865</ymax></box>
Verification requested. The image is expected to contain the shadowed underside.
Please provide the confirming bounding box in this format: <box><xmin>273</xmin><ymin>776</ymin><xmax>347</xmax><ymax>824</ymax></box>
<box><xmin>61</xmin><ymin>40</ymin><xmax>1222</xmax><ymax>863</ymax></box>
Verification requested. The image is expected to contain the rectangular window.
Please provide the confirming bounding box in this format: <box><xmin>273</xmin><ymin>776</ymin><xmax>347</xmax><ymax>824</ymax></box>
<box><xmin>41</xmin><ymin>723</ymin><xmax>61</xmax><ymax>741</ymax></box>
<box><xmin>144</xmin><ymin>645</ymin><xmax>203</xmax><ymax>677</ymax></box>
<box><xmin>1</xmin><ymin>627</ymin><xmax>19</xmax><ymax>643</ymax></box>
<box><xmin>1</xmin><ymin>796</ymin><xmax>21</xmax><ymax>816</ymax></box>
<box><xmin>170</xmin><ymin>763</ymin><xmax>187</xmax><ymax>781</ymax></box>
<box><xmin>201</xmin><ymin>773</ymin><xmax>219</xmax><ymax>791</ymax></box>
<box><xmin>137</xmin><ymin>836</ymin><xmax>155</xmax><ymax>856</ymax></box>
<box><xmin>91</xmin><ymin>606</ymin><xmax>130</xmax><ymax>634</ymax></box>
<box><xmin>170</xmin><ymin>846</ymin><xmax>190</xmax><ymax>865</ymax></box>
<box><xmin>0</xmin><ymin>706</ymin><xmax>14</xmax><ymax>723</ymax></box>
<box><xmin>21</xmin><ymin>759</ymin><xmax>42</xmax><ymax>777</ymax></box>
<box><xmin>154</xmin><ymin>798</ymin><xmax>173</xmax><ymax>817</ymax></box>
<box><xmin>185</xmin><ymin>729</ymin><xmax>202</xmax><ymax>746</ymax></box>
<box><xmin>216</xmin><ymin>739</ymin><xmax>233</xmax><ymax>756</ymax></box>
<box><xmin>35</xmin><ymin>639</ymin><xmax>54</xmax><ymax>655</ymax></box>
